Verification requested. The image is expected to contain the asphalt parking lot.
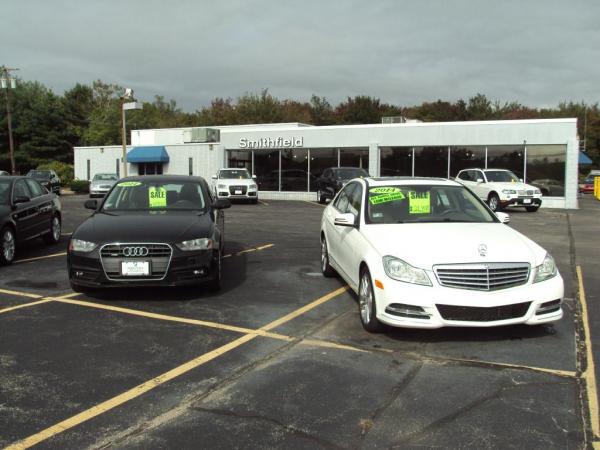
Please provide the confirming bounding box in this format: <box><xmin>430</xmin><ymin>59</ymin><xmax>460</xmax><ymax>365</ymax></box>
<box><xmin>1</xmin><ymin>194</ymin><xmax>599</xmax><ymax>449</ymax></box>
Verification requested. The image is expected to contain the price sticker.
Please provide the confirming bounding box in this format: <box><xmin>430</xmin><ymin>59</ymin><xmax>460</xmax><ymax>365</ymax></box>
<box><xmin>148</xmin><ymin>186</ymin><xmax>167</xmax><ymax>208</ymax></box>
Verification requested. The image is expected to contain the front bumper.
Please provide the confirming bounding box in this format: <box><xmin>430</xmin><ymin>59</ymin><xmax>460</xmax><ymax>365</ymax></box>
<box><xmin>500</xmin><ymin>195</ymin><xmax>542</xmax><ymax>208</ymax></box>
<box><xmin>216</xmin><ymin>191</ymin><xmax>257</xmax><ymax>200</ymax></box>
<box><xmin>372</xmin><ymin>269</ymin><xmax>564</xmax><ymax>329</ymax></box>
<box><xmin>68</xmin><ymin>247</ymin><xmax>219</xmax><ymax>288</ymax></box>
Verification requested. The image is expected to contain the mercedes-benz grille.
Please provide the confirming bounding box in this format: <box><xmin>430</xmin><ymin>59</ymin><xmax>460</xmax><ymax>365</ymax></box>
<box><xmin>434</xmin><ymin>263</ymin><xmax>530</xmax><ymax>291</ymax></box>
<box><xmin>100</xmin><ymin>243</ymin><xmax>172</xmax><ymax>280</ymax></box>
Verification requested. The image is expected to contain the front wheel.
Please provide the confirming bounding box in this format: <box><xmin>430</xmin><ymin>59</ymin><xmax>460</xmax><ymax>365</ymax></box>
<box><xmin>526</xmin><ymin>205</ymin><xmax>540</xmax><ymax>212</ymax></box>
<box><xmin>321</xmin><ymin>237</ymin><xmax>336</xmax><ymax>277</ymax></box>
<box><xmin>207</xmin><ymin>250</ymin><xmax>221</xmax><ymax>291</ymax></box>
<box><xmin>317</xmin><ymin>189</ymin><xmax>327</xmax><ymax>204</ymax></box>
<box><xmin>0</xmin><ymin>227</ymin><xmax>16</xmax><ymax>265</ymax></box>
<box><xmin>487</xmin><ymin>193</ymin><xmax>500</xmax><ymax>212</ymax></box>
<box><xmin>358</xmin><ymin>268</ymin><xmax>382</xmax><ymax>333</ymax></box>
<box><xmin>43</xmin><ymin>215</ymin><xmax>61</xmax><ymax>244</ymax></box>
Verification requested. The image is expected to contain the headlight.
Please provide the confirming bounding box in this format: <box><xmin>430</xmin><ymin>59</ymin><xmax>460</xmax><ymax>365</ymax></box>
<box><xmin>249</xmin><ymin>184</ymin><xmax>258</xmax><ymax>190</ymax></box>
<box><xmin>176</xmin><ymin>238</ymin><xmax>213</xmax><ymax>251</ymax></box>
<box><xmin>217</xmin><ymin>184</ymin><xmax>226</xmax><ymax>189</ymax></box>
<box><xmin>383</xmin><ymin>256</ymin><xmax>432</xmax><ymax>286</ymax></box>
<box><xmin>502</xmin><ymin>189</ymin><xmax>516</xmax><ymax>194</ymax></box>
<box><xmin>70</xmin><ymin>239</ymin><xmax>97</xmax><ymax>252</ymax></box>
<box><xmin>534</xmin><ymin>253</ymin><xmax>557</xmax><ymax>283</ymax></box>
<box><xmin>534</xmin><ymin>189</ymin><xmax>541</xmax><ymax>194</ymax></box>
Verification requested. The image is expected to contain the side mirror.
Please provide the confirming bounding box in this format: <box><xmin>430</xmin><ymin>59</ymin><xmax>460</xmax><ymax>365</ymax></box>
<box><xmin>495</xmin><ymin>212</ymin><xmax>510</xmax><ymax>224</ymax></box>
<box><xmin>334</xmin><ymin>213</ymin><xmax>357</xmax><ymax>227</ymax></box>
<box><xmin>13</xmin><ymin>195</ymin><xmax>30</xmax><ymax>205</ymax></box>
<box><xmin>212</xmin><ymin>199</ymin><xmax>231</xmax><ymax>209</ymax></box>
<box><xmin>476</xmin><ymin>178</ymin><xmax>484</xmax><ymax>184</ymax></box>
<box><xmin>252</xmin><ymin>175</ymin><xmax>257</xmax><ymax>180</ymax></box>
<box><xmin>84</xmin><ymin>199</ymin><xmax>98</xmax><ymax>210</ymax></box>
<box><xmin>211</xmin><ymin>175</ymin><xmax>217</xmax><ymax>180</ymax></box>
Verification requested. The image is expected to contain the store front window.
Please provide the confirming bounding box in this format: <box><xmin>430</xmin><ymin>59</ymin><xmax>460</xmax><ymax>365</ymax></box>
<box><xmin>380</xmin><ymin>147</ymin><xmax>412</xmax><ymax>177</ymax></box>
<box><xmin>281</xmin><ymin>149</ymin><xmax>309</xmax><ymax>192</ymax></box>
<box><xmin>340</xmin><ymin>147</ymin><xmax>369</xmax><ymax>169</ymax></box>
<box><xmin>414</xmin><ymin>146</ymin><xmax>448</xmax><ymax>178</ymax></box>
<box><xmin>450</xmin><ymin>146</ymin><xmax>486</xmax><ymax>178</ymax></box>
<box><xmin>253</xmin><ymin>150</ymin><xmax>279</xmax><ymax>191</ymax></box>
<box><xmin>137</xmin><ymin>163</ymin><xmax>163</xmax><ymax>175</ymax></box>
<box><xmin>228</xmin><ymin>150</ymin><xmax>252</xmax><ymax>172</ymax></box>
<box><xmin>526</xmin><ymin>145</ymin><xmax>566</xmax><ymax>196</ymax></box>
<box><xmin>487</xmin><ymin>145</ymin><xmax>525</xmax><ymax>179</ymax></box>
<box><xmin>309</xmin><ymin>148</ymin><xmax>338</xmax><ymax>191</ymax></box>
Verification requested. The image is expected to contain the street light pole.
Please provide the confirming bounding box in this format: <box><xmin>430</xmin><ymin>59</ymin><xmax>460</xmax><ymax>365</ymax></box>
<box><xmin>1</xmin><ymin>66</ymin><xmax>18</xmax><ymax>174</ymax></box>
<box><xmin>121</xmin><ymin>95</ymin><xmax>127</xmax><ymax>177</ymax></box>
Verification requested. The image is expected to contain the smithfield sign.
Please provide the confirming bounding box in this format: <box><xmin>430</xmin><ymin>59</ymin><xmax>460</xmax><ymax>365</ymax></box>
<box><xmin>239</xmin><ymin>137</ymin><xmax>304</xmax><ymax>149</ymax></box>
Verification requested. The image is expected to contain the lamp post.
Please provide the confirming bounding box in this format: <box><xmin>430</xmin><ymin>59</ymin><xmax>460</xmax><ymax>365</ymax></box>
<box><xmin>120</xmin><ymin>88</ymin><xmax>141</xmax><ymax>178</ymax></box>
<box><xmin>1</xmin><ymin>66</ymin><xmax>18</xmax><ymax>174</ymax></box>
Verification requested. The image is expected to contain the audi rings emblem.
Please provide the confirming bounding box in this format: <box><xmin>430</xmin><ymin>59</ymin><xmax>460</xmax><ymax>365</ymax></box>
<box><xmin>122</xmin><ymin>246</ymin><xmax>149</xmax><ymax>257</ymax></box>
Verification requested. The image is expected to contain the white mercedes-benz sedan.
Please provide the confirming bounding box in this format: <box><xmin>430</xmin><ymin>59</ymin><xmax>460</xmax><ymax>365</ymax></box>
<box><xmin>320</xmin><ymin>177</ymin><xmax>563</xmax><ymax>332</ymax></box>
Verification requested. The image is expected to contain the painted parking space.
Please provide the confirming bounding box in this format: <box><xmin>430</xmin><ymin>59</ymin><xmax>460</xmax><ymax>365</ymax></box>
<box><xmin>0</xmin><ymin>198</ymin><xmax>597</xmax><ymax>448</ymax></box>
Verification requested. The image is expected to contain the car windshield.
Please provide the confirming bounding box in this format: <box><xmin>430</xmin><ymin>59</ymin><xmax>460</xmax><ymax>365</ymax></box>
<box><xmin>28</xmin><ymin>170</ymin><xmax>51</xmax><ymax>179</ymax></box>
<box><xmin>219</xmin><ymin>169</ymin><xmax>250</xmax><ymax>179</ymax></box>
<box><xmin>484</xmin><ymin>170</ymin><xmax>519</xmax><ymax>182</ymax></box>
<box><xmin>334</xmin><ymin>168</ymin><xmax>368</xmax><ymax>180</ymax></box>
<box><xmin>0</xmin><ymin>180</ymin><xmax>11</xmax><ymax>205</ymax></box>
<box><xmin>93</xmin><ymin>174</ymin><xmax>118</xmax><ymax>181</ymax></box>
<box><xmin>367</xmin><ymin>184</ymin><xmax>496</xmax><ymax>224</ymax></box>
<box><xmin>102</xmin><ymin>180</ymin><xmax>206</xmax><ymax>211</ymax></box>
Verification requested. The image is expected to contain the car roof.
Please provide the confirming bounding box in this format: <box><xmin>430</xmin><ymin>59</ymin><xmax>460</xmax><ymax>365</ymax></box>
<box><xmin>220</xmin><ymin>168</ymin><xmax>248</xmax><ymax>171</ymax></box>
<box><xmin>364</xmin><ymin>177</ymin><xmax>461</xmax><ymax>187</ymax></box>
<box><xmin>118</xmin><ymin>175</ymin><xmax>207</xmax><ymax>183</ymax></box>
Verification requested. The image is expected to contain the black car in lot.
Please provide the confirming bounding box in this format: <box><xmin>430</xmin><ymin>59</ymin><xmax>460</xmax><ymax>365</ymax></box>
<box><xmin>68</xmin><ymin>175</ymin><xmax>231</xmax><ymax>292</ymax></box>
<box><xmin>0</xmin><ymin>176</ymin><xmax>62</xmax><ymax>264</ymax></box>
<box><xmin>315</xmin><ymin>167</ymin><xmax>369</xmax><ymax>204</ymax></box>
<box><xmin>27</xmin><ymin>170</ymin><xmax>61</xmax><ymax>195</ymax></box>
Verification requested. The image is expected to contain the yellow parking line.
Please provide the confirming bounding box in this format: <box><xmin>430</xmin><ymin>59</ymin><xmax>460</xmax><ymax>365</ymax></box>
<box><xmin>255</xmin><ymin>244</ymin><xmax>274</xmax><ymax>251</ymax></box>
<box><xmin>4</xmin><ymin>333</ymin><xmax>258</xmax><ymax>450</ymax></box>
<box><xmin>0</xmin><ymin>299</ymin><xmax>54</xmax><ymax>315</ymax></box>
<box><xmin>14</xmin><ymin>252</ymin><xmax>67</xmax><ymax>264</ymax></box>
<box><xmin>258</xmin><ymin>200</ymin><xmax>269</xmax><ymax>206</ymax></box>
<box><xmin>439</xmin><ymin>356</ymin><xmax>577</xmax><ymax>379</ymax></box>
<box><xmin>577</xmin><ymin>266</ymin><xmax>599</xmax><ymax>440</ymax></box>
<box><xmin>0</xmin><ymin>288</ymin><xmax>43</xmax><ymax>299</ymax></box>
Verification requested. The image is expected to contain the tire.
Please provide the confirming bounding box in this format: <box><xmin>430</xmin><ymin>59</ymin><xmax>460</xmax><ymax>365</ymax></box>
<box><xmin>0</xmin><ymin>227</ymin><xmax>16</xmax><ymax>265</ymax></box>
<box><xmin>43</xmin><ymin>215</ymin><xmax>61</xmax><ymax>244</ymax></box>
<box><xmin>320</xmin><ymin>237</ymin><xmax>336</xmax><ymax>277</ymax></box>
<box><xmin>526</xmin><ymin>205</ymin><xmax>540</xmax><ymax>212</ymax></box>
<box><xmin>487</xmin><ymin>193</ymin><xmax>500</xmax><ymax>212</ymax></box>
<box><xmin>207</xmin><ymin>250</ymin><xmax>222</xmax><ymax>291</ymax></box>
<box><xmin>318</xmin><ymin>189</ymin><xmax>326</xmax><ymax>204</ymax></box>
<box><xmin>358</xmin><ymin>268</ymin><xmax>382</xmax><ymax>333</ymax></box>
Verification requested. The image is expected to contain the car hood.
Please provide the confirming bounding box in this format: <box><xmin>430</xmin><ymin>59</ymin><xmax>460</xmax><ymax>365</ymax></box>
<box><xmin>91</xmin><ymin>180</ymin><xmax>116</xmax><ymax>187</ymax></box>
<box><xmin>360</xmin><ymin>222</ymin><xmax>547</xmax><ymax>269</ymax></box>
<box><xmin>73</xmin><ymin>210</ymin><xmax>214</xmax><ymax>244</ymax></box>
<box><xmin>215</xmin><ymin>179</ymin><xmax>255</xmax><ymax>186</ymax></box>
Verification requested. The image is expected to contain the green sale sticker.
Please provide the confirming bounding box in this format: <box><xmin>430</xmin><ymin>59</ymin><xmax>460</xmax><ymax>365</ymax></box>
<box><xmin>369</xmin><ymin>187</ymin><xmax>401</xmax><ymax>195</ymax></box>
<box><xmin>369</xmin><ymin>192</ymin><xmax>406</xmax><ymax>205</ymax></box>
<box><xmin>409</xmin><ymin>191</ymin><xmax>430</xmax><ymax>214</ymax></box>
<box><xmin>117</xmin><ymin>181</ymin><xmax>142</xmax><ymax>187</ymax></box>
<box><xmin>148</xmin><ymin>186</ymin><xmax>167</xmax><ymax>208</ymax></box>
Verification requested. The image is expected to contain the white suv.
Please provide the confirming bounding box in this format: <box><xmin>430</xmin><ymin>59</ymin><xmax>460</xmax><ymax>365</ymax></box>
<box><xmin>456</xmin><ymin>168</ymin><xmax>542</xmax><ymax>212</ymax></box>
<box><xmin>212</xmin><ymin>168</ymin><xmax>258</xmax><ymax>204</ymax></box>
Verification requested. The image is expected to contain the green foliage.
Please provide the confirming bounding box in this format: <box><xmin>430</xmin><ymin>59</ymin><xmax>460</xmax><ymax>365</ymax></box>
<box><xmin>69</xmin><ymin>179</ymin><xmax>90</xmax><ymax>193</ymax></box>
<box><xmin>37</xmin><ymin>161</ymin><xmax>74</xmax><ymax>186</ymax></box>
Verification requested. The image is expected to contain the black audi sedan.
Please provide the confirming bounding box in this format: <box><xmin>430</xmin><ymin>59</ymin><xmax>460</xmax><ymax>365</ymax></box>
<box><xmin>315</xmin><ymin>167</ymin><xmax>369</xmax><ymax>204</ymax></box>
<box><xmin>68</xmin><ymin>175</ymin><xmax>230</xmax><ymax>292</ymax></box>
<box><xmin>0</xmin><ymin>176</ymin><xmax>62</xmax><ymax>264</ymax></box>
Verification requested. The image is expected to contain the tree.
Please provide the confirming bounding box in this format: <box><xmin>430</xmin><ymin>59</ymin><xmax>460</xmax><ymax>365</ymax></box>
<box><xmin>309</xmin><ymin>95</ymin><xmax>335</xmax><ymax>125</ymax></box>
<box><xmin>335</xmin><ymin>95</ymin><xmax>383</xmax><ymax>124</ymax></box>
<box><xmin>467</xmin><ymin>93</ymin><xmax>494</xmax><ymax>120</ymax></box>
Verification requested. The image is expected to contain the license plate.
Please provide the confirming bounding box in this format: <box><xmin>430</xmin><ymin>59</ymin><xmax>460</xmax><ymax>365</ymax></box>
<box><xmin>523</xmin><ymin>198</ymin><xmax>532</xmax><ymax>204</ymax></box>
<box><xmin>121</xmin><ymin>261</ymin><xmax>150</xmax><ymax>276</ymax></box>
<box><xmin>235</xmin><ymin>190</ymin><xmax>242</xmax><ymax>195</ymax></box>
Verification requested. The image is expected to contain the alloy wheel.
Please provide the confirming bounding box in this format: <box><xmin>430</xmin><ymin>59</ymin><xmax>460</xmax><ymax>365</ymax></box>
<box><xmin>321</xmin><ymin>240</ymin><xmax>328</xmax><ymax>272</ymax></box>
<box><xmin>359</xmin><ymin>272</ymin><xmax>373</xmax><ymax>324</ymax></box>
<box><xmin>52</xmin><ymin>217</ymin><xmax>61</xmax><ymax>241</ymax></box>
<box><xmin>3</xmin><ymin>229</ymin><xmax>15</xmax><ymax>262</ymax></box>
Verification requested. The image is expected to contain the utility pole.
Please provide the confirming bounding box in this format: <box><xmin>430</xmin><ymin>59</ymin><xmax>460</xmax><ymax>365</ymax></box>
<box><xmin>1</xmin><ymin>66</ymin><xmax>19</xmax><ymax>174</ymax></box>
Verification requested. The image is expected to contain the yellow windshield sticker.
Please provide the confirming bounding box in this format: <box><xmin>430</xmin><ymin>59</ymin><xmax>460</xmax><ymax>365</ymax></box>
<box><xmin>409</xmin><ymin>191</ymin><xmax>430</xmax><ymax>214</ymax></box>
<box><xmin>118</xmin><ymin>181</ymin><xmax>141</xmax><ymax>187</ymax></box>
<box><xmin>148</xmin><ymin>186</ymin><xmax>167</xmax><ymax>208</ymax></box>
<box><xmin>369</xmin><ymin>192</ymin><xmax>406</xmax><ymax>205</ymax></box>
<box><xmin>369</xmin><ymin>187</ymin><xmax>401</xmax><ymax>195</ymax></box>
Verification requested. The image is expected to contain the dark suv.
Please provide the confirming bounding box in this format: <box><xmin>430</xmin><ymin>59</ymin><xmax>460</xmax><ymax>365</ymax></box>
<box><xmin>315</xmin><ymin>167</ymin><xmax>369</xmax><ymax>204</ymax></box>
<box><xmin>27</xmin><ymin>170</ymin><xmax>61</xmax><ymax>195</ymax></box>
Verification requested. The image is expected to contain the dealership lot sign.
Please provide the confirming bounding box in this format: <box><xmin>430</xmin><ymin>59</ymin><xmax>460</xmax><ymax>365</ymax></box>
<box><xmin>239</xmin><ymin>137</ymin><xmax>304</xmax><ymax>149</ymax></box>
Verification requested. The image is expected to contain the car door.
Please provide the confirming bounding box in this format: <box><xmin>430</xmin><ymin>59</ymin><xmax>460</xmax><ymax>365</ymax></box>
<box><xmin>324</xmin><ymin>183</ymin><xmax>354</xmax><ymax>269</ymax></box>
<box><xmin>12</xmin><ymin>179</ymin><xmax>40</xmax><ymax>241</ymax></box>
<box><xmin>471</xmin><ymin>169</ymin><xmax>488</xmax><ymax>199</ymax></box>
<box><xmin>26</xmin><ymin>178</ymin><xmax>53</xmax><ymax>235</ymax></box>
<box><xmin>335</xmin><ymin>182</ymin><xmax>366</xmax><ymax>289</ymax></box>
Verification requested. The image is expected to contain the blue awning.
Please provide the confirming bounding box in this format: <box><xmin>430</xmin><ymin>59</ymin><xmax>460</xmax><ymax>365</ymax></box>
<box><xmin>127</xmin><ymin>146</ymin><xmax>170</xmax><ymax>163</ymax></box>
<box><xmin>579</xmin><ymin>151</ymin><xmax>593</xmax><ymax>165</ymax></box>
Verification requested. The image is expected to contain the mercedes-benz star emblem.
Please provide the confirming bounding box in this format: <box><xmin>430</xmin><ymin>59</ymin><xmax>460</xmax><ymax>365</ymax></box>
<box><xmin>478</xmin><ymin>244</ymin><xmax>488</xmax><ymax>257</ymax></box>
<box><xmin>123</xmin><ymin>246</ymin><xmax>149</xmax><ymax>257</ymax></box>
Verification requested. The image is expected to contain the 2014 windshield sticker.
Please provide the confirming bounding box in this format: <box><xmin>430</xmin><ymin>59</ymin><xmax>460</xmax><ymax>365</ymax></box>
<box><xmin>409</xmin><ymin>191</ymin><xmax>430</xmax><ymax>214</ymax></box>
<box><xmin>369</xmin><ymin>187</ymin><xmax>401</xmax><ymax>195</ymax></box>
<box><xmin>118</xmin><ymin>181</ymin><xmax>142</xmax><ymax>187</ymax></box>
<box><xmin>369</xmin><ymin>190</ymin><xmax>406</xmax><ymax>205</ymax></box>
<box><xmin>148</xmin><ymin>186</ymin><xmax>167</xmax><ymax>208</ymax></box>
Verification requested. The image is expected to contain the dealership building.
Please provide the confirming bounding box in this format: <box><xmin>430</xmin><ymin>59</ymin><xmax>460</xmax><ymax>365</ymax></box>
<box><xmin>74</xmin><ymin>118</ymin><xmax>581</xmax><ymax>208</ymax></box>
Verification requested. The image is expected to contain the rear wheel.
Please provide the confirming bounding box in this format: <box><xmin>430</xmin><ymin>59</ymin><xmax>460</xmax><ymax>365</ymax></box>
<box><xmin>43</xmin><ymin>215</ymin><xmax>61</xmax><ymax>244</ymax></box>
<box><xmin>358</xmin><ymin>268</ymin><xmax>382</xmax><ymax>333</ymax></box>
<box><xmin>321</xmin><ymin>237</ymin><xmax>336</xmax><ymax>277</ymax></box>
<box><xmin>0</xmin><ymin>227</ymin><xmax>16</xmax><ymax>265</ymax></box>
<box><xmin>318</xmin><ymin>189</ymin><xmax>327</xmax><ymax>204</ymax></box>
<box><xmin>526</xmin><ymin>205</ymin><xmax>540</xmax><ymax>212</ymax></box>
<box><xmin>487</xmin><ymin>193</ymin><xmax>500</xmax><ymax>212</ymax></box>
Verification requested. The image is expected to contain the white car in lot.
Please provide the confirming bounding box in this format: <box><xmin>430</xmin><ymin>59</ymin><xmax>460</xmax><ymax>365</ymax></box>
<box><xmin>320</xmin><ymin>177</ymin><xmax>563</xmax><ymax>332</ymax></box>
<box><xmin>212</xmin><ymin>168</ymin><xmax>258</xmax><ymax>204</ymax></box>
<box><xmin>455</xmin><ymin>168</ymin><xmax>542</xmax><ymax>212</ymax></box>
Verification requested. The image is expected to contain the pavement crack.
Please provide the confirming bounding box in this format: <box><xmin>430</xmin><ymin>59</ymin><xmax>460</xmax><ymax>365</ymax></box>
<box><xmin>191</xmin><ymin>406</ymin><xmax>344</xmax><ymax>450</ymax></box>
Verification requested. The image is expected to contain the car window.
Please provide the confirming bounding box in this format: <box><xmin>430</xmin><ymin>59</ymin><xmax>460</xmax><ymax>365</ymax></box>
<box><xmin>103</xmin><ymin>180</ymin><xmax>207</xmax><ymax>211</ymax></box>
<box><xmin>13</xmin><ymin>180</ymin><xmax>32</xmax><ymax>201</ymax></box>
<box><xmin>348</xmin><ymin>182</ymin><xmax>362</xmax><ymax>216</ymax></box>
<box><xmin>322</xmin><ymin>169</ymin><xmax>331</xmax><ymax>178</ymax></box>
<box><xmin>219</xmin><ymin>169</ymin><xmax>250</xmax><ymax>179</ymax></box>
<box><xmin>25</xmin><ymin>179</ymin><xmax>45</xmax><ymax>197</ymax></box>
<box><xmin>458</xmin><ymin>171</ymin><xmax>470</xmax><ymax>181</ymax></box>
<box><xmin>0</xmin><ymin>181</ymin><xmax>11</xmax><ymax>205</ymax></box>
<box><xmin>333</xmin><ymin>183</ymin><xmax>355</xmax><ymax>213</ymax></box>
<box><xmin>484</xmin><ymin>170</ymin><xmax>519</xmax><ymax>182</ymax></box>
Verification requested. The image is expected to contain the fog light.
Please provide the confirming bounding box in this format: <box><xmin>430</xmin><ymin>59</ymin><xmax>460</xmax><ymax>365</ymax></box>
<box><xmin>75</xmin><ymin>271</ymin><xmax>84</xmax><ymax>277</ymax></box>
<box><xmin>385</xmin><ymin>303</ymin><xmax>430</xmax><ymax>319</ymax></box>
<box><xmin>536</xmin><ymin>299</ymin><xmax>561</xmax><ymax>315</ymax></box>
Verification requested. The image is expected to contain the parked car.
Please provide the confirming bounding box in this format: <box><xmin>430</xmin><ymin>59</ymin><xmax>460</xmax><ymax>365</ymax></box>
<box><xmin>0</xmin><ymin>171</ymin><xmax>9</xmax><ymax>176</ymax></box>
<box><xmin>27</xmin><ymin>169</ymin><xmax>61</xmax><ymax>195</ymax></box>
<box><xmin>579</xmin><ymin>176</ymin><xmax>596</xmax><ymax>194</ymax></box>
<box><xmin>530</xmin><ymin>179</ymin><xmax>565</xmax><ymax>197</ymax></box>
<box><xmin>315</xmin><ymin>167</ymin><xmax>369</xmax><ymax>204</ymax></box>
<box><xmin>68</xmin><ymin>175</ymin><xmax>230</xmax><ymax>292</ymax></box>
<box><xmin>89</xmin><ymin>173</ymin><xmax>119</xmax><ymax>198</ymax></box>
<box><xmin>320</xmin><ymin>177</ymin><xmax>563</xmax><ymax>332</ymax></box>
<box><xmin>455</xmin><ymin>168</ymin><xmax>542</xmax><ymax>212</ymax></box>
<box><xmin>212</xmin><ymin>168</ymin><xmax>258</xmax><ymax>204</ymax></box>
<box><xmin>0</xmin><ymin>176</ymin><xmax>62</xmax><ymax>264</ymax></box>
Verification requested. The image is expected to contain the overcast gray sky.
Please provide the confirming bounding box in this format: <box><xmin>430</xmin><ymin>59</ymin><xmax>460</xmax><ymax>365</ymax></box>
<box><xmin>2</xmin><ymin>0</ymin><xmax>599</xmax><ymax>111</ymax></box>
